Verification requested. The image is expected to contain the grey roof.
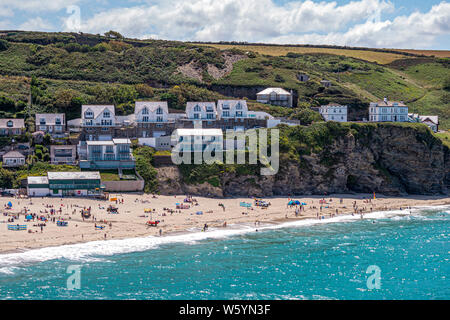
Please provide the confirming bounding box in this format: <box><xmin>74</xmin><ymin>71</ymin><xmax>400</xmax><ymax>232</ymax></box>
<box><xmin>82</xmin><ymin>105</ymin><xmax>115</xmax><ymax>119</ymax></box>
<box><xmin>47</xmin><ymin>171</ymin><xmax>101</xmax><ymax>180</ymax></box>
<box><xmin>86</xmin><ymin>140</ymin><xmax>115</xmax><ymax>146</ymax></box>
<box><xmin>135</xmin><ymin>101</ymin><xmax>168</xmax><ymax>115</ymax></box>
<box><xmin>67</xmin><ymin>118</ymin><xmax>82</xmax><ymax>127</ymax></box>
<box><xmin>2</xmin><ymin>151</ymin><xmax>25</xmax><ymax>158</ymax></box>
<box><xmin>0</xmin><ymin>118</ymin><xmax>25</xmax><ymax>129</ymax></box>
<box><xmin>217</xmin><ymin>100</ymin><xmax>248</xmax><ymax>112</ymax></box>
<box><xmin>112</xmin><ymin>138</ymin><xmax>131</xmax><ymax>144</ymax></box>
<box><xmin>27</xmin><ymin>176</ymin><xmax>49</xmax><ymax>185</ymax></box>
<box><xmin>322</xmin><ymin>103</ymin><xmax>347</xmax><ymax>107</ymax></box>
<box><xmin>35</xmin><ymin>113</ymin><xmax>65</xmax><ymax>126</ymax></box>
<box><xmin>372</xmin><ymin>100</ymin><xmax>407</xmax><ymax>107</ymax></box>
<box><xmin>116</xmin><ymin>114</ymin><xmax>136</xmax><ymax>124</ymax></box>
<box><xmin>186</xmin><ymin>102</ymin><xmax>217</xmax><ymax>113</ymax></box>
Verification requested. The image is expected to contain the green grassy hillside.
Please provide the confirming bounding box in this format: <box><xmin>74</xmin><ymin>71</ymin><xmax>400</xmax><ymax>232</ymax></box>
<box><xmin>0</xmin><ymin>31</ymin><xmax>448</xmax><ymax>129</ymax></box>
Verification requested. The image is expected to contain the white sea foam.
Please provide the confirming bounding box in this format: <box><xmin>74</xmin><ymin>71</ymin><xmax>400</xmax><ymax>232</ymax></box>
<box><xmin>0</xmin><ymin>205</ymin><xmax>448</xmax><ymax>270</ymax></box>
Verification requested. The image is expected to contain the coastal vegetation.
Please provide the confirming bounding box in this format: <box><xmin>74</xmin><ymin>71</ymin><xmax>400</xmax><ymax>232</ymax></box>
<box><xmin>0</xmin><ymin>31</ymin><xmax>448</xmax><ymax>129</ymax></box>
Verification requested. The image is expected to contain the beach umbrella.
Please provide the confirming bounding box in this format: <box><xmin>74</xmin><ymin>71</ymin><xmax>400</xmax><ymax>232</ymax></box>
<box><xmin>294</xmin><ymin>200</ymin><xmax>301</xmax><ymax>205</ymax></box>
<box><xmin>288</xmin><ymin>200</ymin><xmax>295</xmax><ymax>206</ymax></box>
<box><xmin>301</xmin><ymin>202</ymin><xmax>307</xmax><ymax>206</ymax></box>
<box><xmin>7</xmin><ymin>201</ymin><xmax>12</xmax><ymax>208</ymax></box>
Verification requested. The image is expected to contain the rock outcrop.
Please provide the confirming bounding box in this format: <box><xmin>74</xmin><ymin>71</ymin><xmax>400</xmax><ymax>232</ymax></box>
<box><xmin>155</xmin><ymin>125</ymin><xmax>449</xmax><ymax>197</ymax></box>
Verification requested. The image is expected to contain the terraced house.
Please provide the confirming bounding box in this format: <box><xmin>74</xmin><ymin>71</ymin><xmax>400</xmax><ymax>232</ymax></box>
<box><xmin>35</xmin><ymin>113</ymin><xmax>66</xmax><ymax>137</ymax></box>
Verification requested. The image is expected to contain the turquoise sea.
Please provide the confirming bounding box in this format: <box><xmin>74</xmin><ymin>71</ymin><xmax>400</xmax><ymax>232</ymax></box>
<box><xmin>0</xmin><ymin>206</ymin><xmax>448</xmax><ymax>300</ymax></box>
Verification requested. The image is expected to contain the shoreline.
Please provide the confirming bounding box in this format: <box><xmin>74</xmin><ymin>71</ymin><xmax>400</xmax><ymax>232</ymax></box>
<box><xmin>1</xmin><ymin>193</ymin><xmax>449</xmax><ymax>256</ymax></box>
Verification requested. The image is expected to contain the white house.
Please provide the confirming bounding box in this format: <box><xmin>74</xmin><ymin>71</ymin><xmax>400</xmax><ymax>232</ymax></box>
<box><xmin>135</xmin><ymin>101</ymin><xmax>169</xmax><ymax>123</ymax></box>
<box><xmin>186</xmin><ymin>102</ymin><xmax>217</xmax><ymax>120</ymax></box>
<box><xmin>256</xmin><ymin>88</ymin><xmax>293</xmax><ymax>108</ymax></box>
<box><xmin>319</xmin><ymin>103</ymin><xmax>348</xmax><ymax>122</ymax></box>
<box><xmin>369</xmin><ymin>98</ymin><xmax>408</xmax><ymax>122</ymax></box>
<box><xmin>172</xmin><ymin>128</ymin><xmax>223</xmax><ymax>153</ymax></box>
<box><xmin>81</xmin><ymin>105</ymin><xmax>116</xmax><ymax>127</ymax></box>
<box><xmin>217</xmin><ymin>100</ymin><xmax>248</xmax><ymax>119</ymax></box>
<box><xmin>2</xmin><ymin>151</ymin><xmax>25</xmax><ymax>167</ymax></box>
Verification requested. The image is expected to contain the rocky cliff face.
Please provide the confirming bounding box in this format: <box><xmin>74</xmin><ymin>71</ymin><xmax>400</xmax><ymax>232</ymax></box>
<box><xmin>155</xmin><ymin>125</ymin><xmax>449</xmax><ymax>197</ymax></box>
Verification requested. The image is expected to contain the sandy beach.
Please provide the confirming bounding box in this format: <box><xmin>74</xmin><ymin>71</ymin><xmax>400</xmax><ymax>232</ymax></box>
<box><xmin>0</xmin><ymin>193</ymin><xmax>449</xmax><ymax>254</ymax></box>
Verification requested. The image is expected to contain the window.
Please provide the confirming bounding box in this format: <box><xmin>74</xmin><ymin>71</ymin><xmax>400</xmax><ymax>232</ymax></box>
<box><xmin>156</xmin><ymin>116</ymin><xmax>163</xmax><ymax>122</ymax></box>
<box><xmin>142</xmin><ymin>108</ymin><xmax>149</xmax><ymax>115</ymax></box>
<box><xmin>7</xmin><ymin>121</ymin><xmax>13</xmax><ymax>128</ymax></box>
<box><xmin>207</xmin><ymin>113</ymin><xmax>214</xmax><ymax>119</ymax></box>
<box><xmin>236</xmin><ymin>103</ymin><xmax>242</xmax><ymax>110</ymax></box>
<box><xmin>143</xmin><ymin>116</ymin><xmax>149</xmax><ymax>122</ymax></box>
<box><xmin>156</xmin><ymin>108</ymin><xmax>163</xmax><ymax>115</ymax></box>
<box><xmin>194</xmin><ymin>105</ymin><xmax>201</xmax><ymax>112</ymax></box>
<box><xmin>105</xmin><ymin>146</ymin><xmax>114</xmax><ymax>153</ymax></box>
<box><xmin>103</xmin><ymin>111</ymin><xmax>110</xmax><ymax>118</ymax></box>
<box><xmin>223</xmin><ymin>111</ymin><xmax>230</xmax><ymax>117</ymax></box>
<box><xmin>55</xmin><ymin>118</ymin><xmax>61</xmax><ymax>125</ymax></box>
<box><xmin>40</xmin><ymin>118</ymin><xmax>46</xmax><ymax>125</ymax></box>
<box><xmin>85</xmin><ymin>111</ymin><xmax>94</xmax><ymax>119</ymax></box>
<box><xmin>194</xmin><ymin>113</ymin><xmax>199</xmax><ymax>119</ymax></box>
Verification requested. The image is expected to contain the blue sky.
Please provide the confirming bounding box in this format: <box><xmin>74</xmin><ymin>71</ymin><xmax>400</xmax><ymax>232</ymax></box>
<box><xmin>0</xmin><ymin>0</ymin><xmax>449</xmax><ymax>49</ymax></box>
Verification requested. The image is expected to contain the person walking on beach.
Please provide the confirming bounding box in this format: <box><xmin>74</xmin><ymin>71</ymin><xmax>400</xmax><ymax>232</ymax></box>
<box><xmin>159</xmin><ymin>229</ymin><xmax>162</xmax><ymax>236</ymax></box>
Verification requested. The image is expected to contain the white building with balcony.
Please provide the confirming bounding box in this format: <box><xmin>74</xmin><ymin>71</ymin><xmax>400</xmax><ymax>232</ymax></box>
<box><xmin>82</xmin><ymin>105</ymin><xmax>116</xmax><ymax>127</ymax></box>
<box><xmin>135</xmin><ymin>101</ymin><xmax>169</xmax><ymax>123</ymax></box>
<box><xmin>319</xmin><ymin>103</ymin><xmax>348</xmax><ymax>122</ymax></box>
<box><xmin>80</xmin><ymin>138</ymin><xmax>135</xmax><ymax>169</ymax></box>
<box><xmin>186</xmin><ymin>102</ymin><xmax>217</xmax><ymax>121</ymax></box>
<box><xmin>217</xmin><ymin>100</ymin><xmax>248</xmax><ymax>119</ymax></box>
<box><xmin>369</xmin><ymin>98</ymin><xmax>408</xmax><ymax>122</ymax></box>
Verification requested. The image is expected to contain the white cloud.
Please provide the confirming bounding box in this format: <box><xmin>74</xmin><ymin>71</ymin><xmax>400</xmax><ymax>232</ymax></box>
<box><xmin>0</xmin><ymin>0</ymin><xmax>82</xmax><ymax>12</ymax></box>
<box><xmin>19</xmin><ymin>17</ymin><xmax>54</xmax><ymax>31</ymax></box>
<box><xmin>2</xmin><ymin>0</ymin><xmax>449</xmax><ymax>49</ymax></box>
<box><xmin>269</xmin><ymin>2</ymin><xmax>450</xmax><ymax>48</ymax></box>
<box><xmin>75</xmin><ymin>0</ymin><xmax>395</xmax><ymax>40</ymax></box>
